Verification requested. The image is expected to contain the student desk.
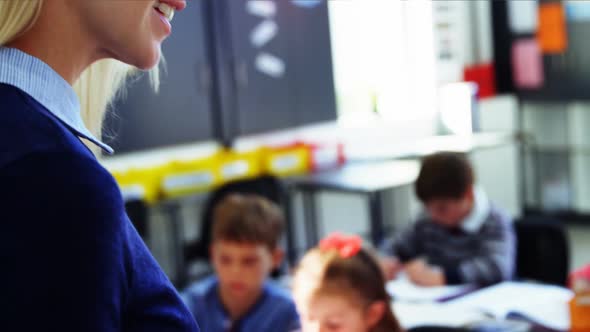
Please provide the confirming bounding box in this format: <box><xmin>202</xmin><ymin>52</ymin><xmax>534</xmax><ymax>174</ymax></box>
<box><xmin>289</xmin><ymin>160</ymin><xmax>421</xmax><ymax>248</ymax></box>
<box><xmin>390</xmin><ymin>280</ymin><xmax>573</xmax><ymax>332</ymax></box>
<box><xmin>345</xmin><ymin>132</ymin><xmax>517</xmax><ymax>161</ymax></box>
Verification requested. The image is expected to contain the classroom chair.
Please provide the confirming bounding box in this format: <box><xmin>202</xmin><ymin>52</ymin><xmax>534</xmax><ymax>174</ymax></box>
<box><xmin>125</xmin><ymin>199</ymin><xmax>150</xmax><ymax>240</ymax></box>
<box><xmin>514</xmin><ymin>216</ymin><xmax>570</xmax><ymax>286</ymax></box>
<box><xmin>181</xmin><ymin>175</ymin><xmax>291</xmax><ymax>285</ymax></box>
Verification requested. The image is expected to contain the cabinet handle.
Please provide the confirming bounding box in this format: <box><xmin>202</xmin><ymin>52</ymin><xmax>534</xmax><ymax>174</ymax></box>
<box><xmin>236</xmin><ymin>60</ymin><xmax>249</xmax><ymax>88</ymax></box>
<box><xmin>198</xmin><ymin>62</ymin><xmax>212</xmax><ymax>94</ymax></box>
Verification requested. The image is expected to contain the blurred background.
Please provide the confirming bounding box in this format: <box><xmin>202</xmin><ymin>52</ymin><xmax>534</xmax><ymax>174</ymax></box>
<box><xmin>100</xmin><ymin>0</ymin><xmax>590</xmax><ymax>288</ymax></box>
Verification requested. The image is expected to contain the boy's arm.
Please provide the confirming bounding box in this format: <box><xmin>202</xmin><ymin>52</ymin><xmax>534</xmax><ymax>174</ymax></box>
<box><xmin>443</xmin><ymin>213</ymin><xmax>516</xmax><ymax>285</ymax></box>
<box><xmin>387</xmin><ymin>223</ymin><xmax>421</xmax><ymax>263</ymax></box>
<box><xmin>378</xmin><ymin>223</ymin><xmax>422</xmax><ymax>280</ymax></box>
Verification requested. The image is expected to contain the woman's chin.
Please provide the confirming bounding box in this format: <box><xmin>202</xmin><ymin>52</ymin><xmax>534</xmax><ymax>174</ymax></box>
<box><xmin>131</xmin><ymin>46</ymin><xmax>161</xmax><ymax>70</ymax></box>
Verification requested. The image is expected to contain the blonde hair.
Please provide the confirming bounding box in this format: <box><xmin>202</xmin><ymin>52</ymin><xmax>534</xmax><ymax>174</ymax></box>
<box><xmin>0</xmin><ymin>0</ymin><xmax>161</xmax><ymax>155</ymax></box>
<box><xmin>294</xmin><ymin>247</ymin><xmax>402</xmax><ymax>332</ymax></box>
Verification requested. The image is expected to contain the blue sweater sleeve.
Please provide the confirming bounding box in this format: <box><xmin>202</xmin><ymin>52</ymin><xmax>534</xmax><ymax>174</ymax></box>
<box><xmin>0</xmin><ymin>150</ymin><xmax>201</xmax><ymax>331</ymax></box>
<box><xmin>0</xmin><ymin>150</ymin><xmax>130</xmax><ymax>331</ymax></box>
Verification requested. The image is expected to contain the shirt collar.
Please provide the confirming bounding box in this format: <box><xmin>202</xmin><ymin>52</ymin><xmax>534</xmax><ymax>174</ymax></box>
<box><xmin>460</xmin><ymin>187</ymin><xmax>491</xmax><ymax>233</ymax></box>
<box><xmin>211</xmin><ymin>278</ymin><xmax>270</xmax><ymax>325</ymax></box>
<box><xmin>0</xmin><ymin>47</ymin><xmax>113</xmax><ymax>154</ymax></box>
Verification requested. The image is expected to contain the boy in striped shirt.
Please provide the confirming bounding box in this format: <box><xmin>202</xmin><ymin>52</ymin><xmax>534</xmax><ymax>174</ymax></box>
<box><xmin>382</xmin><ymin>152</ymin><xmax>516</xmax><ymax>286</ymax></box>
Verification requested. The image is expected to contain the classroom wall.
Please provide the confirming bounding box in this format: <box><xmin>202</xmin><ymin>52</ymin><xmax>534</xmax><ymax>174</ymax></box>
<box><xmin>470</xmin><ymin>144</ymin><xmax>520</xmax><ymax>216</ymax></box>
<box><xmin>568</xmin><ymin>225</ymin><xmax>590</xmax><ymax>271</ymax></box>
<box><xmin>522</xmin><ymin>101</ymin><xmax>590</xmax><ymax>212</ymax></box>
<box><xmin>479</xmin><ymin>95</ymin><xmax>519</xmax><ymax>132</ymax></box>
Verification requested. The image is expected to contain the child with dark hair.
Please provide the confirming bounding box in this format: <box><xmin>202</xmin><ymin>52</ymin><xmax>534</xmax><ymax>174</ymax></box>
<box><xmin>381</xmin><ymin>152</ymin><xmax>516</xmax><ymax>286</ymax></box>
<box><xmin>181</xmin><ymin>194</ymin><xmax>300</xmax><ymax>332</ymax></box>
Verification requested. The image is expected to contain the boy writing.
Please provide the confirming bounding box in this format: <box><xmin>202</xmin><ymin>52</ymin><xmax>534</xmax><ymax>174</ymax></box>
<box><xmin>382</xmin><ymin>152</ymin><xmax>516</xmax><ymax>286</ymax></box>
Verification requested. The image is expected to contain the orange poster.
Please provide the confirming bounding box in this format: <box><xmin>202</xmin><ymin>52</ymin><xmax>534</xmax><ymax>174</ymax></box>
<box><xmin>537</xmin><ymin>2</ymin><xmax>568</xmax><ymax>54</ymax></box>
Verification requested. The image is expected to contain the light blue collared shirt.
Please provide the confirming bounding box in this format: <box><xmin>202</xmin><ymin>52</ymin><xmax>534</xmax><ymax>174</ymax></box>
<box><xmin>460</xmin><ymin>187</ymin><xmax>492</xmax><ymax>234</ymax></box>
<box><xmin>0</xmin><ymin>47</ymin><xmax>113</xmax><ymax>154</ymax></box>
<box><xmin>181</xmin><ymin>276</ymin><xmax>301</xmax><ymax>332</ymax></box>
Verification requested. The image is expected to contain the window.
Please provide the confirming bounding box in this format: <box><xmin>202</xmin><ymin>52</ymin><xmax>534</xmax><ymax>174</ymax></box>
<box><xmin>328</xmin><ymin>0</ymin><xmax>437</xmax><ymax>134</ymax></box>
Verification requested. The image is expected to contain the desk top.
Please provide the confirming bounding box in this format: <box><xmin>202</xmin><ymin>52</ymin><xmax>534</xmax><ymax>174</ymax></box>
<box><xmin>292</xmin><ymin>160</ymin><xmax>420</xmax><ymax>193</ymax></box>
<box><xmin>391</xmin><ymin>281</ymin><xmax>572</xmax><ymax>332</ymax></box>
<box><xmin>347</xmin><ymin>132</ymin><xmax>517</xmax><ymax>162</ymax></box>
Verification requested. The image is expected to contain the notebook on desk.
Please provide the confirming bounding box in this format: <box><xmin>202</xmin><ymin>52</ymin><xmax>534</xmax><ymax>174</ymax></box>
<box><xmin>386</xmin><ymin>276</ymin><xmax>475</xmax><ymax>302</ymax></box>
<box><xmin>445</xmin><ymin>282</ymin><xmax>574</xmax><ymax>331</ymax></box>
<box><xmin>393</xmin><ymin>301</ymin><xmax>486</xmax><ymax>329</ymax></box>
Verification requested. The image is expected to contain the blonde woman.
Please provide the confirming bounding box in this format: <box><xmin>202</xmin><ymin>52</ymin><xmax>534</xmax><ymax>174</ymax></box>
<box><xmin>0</xmin><ymin>1</ymin><xmax>199</xmax><ymax>331</ymax></box>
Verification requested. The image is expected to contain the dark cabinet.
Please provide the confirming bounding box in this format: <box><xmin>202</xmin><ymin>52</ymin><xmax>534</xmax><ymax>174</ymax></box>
<box><xmin>105</xmin><ymin>0</ymin><xmax>214</xmax><ymax>153</ymax></box>
<box><xmin>105</xmin><ymin>0</ymin><xmax>336</xmax><ymax>153</ymax></box>
<box><xmin>285</xmin><ymin>1</ymin><xmax>337</xmax><ymax>126</ymax></box>
<box><xmin>226</xmin><ymin>0</ymin><xmax>296</xmax><ymax>135</ymax></box>
<box><xmin>223</xmin><ymin>0</ymin><xmax>336</xmax><ymax>136</ymax></box>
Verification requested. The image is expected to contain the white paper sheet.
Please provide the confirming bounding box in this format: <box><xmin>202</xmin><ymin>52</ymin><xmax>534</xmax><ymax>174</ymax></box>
<box><xmin>393</xmin><ymin>302</ymin><xmax>486</xmax><ymax>329</ymax></box>
<box><xmin>386</xmin><ymin>276</ymin><xmax>474</xmax><ymax>302</ymax></box>
<box><xmin>446</xmin><ymin>282</ymin><xmax>573</xmax><ymax>331</ymax></box>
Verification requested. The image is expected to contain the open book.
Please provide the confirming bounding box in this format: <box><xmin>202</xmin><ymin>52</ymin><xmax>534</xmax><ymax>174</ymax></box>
<box><xmin>445</xmin><ymin>282</ymin><xmax>574</xmax><ymax>331</ymax></box>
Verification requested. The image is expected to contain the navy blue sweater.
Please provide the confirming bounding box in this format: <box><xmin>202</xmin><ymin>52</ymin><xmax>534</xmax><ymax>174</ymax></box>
<box><xmin>0</xmin><ymin>83</ymin><xmax>200</xmax><ymax>331</ymax></box>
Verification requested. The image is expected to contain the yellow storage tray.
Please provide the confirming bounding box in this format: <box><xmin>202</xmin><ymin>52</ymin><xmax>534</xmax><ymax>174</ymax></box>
<box><xmin>217</xmin><ymin>148</ymin><xmax>263</xmax><ymax>184</ymax></box>
<box><xmin>161</xmin><ymin>155</ymin><xmax>219</xmax><ymax>198</ymax></box>
<box><xmin>262</xmin><ymin>144</ymin><xmax>311</xmax><ymax>177</ymax></box>
<box><xmin>111</xmin><ymin>165</ymin><xmax>164</xmax><ymax>205</ymax></box>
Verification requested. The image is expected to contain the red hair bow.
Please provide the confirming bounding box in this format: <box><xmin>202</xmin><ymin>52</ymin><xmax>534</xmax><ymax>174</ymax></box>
<box><xmin>319</xmin><ymin>233</ymin><xmax>363</xmax><ymax>258</ymax></box>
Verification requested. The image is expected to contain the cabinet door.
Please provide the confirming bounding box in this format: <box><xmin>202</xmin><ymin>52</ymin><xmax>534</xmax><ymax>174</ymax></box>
<box><xmin>226</xmin><ymin>0</ymin><xmax>296</xmax><ymax>135</ymax></box>
<box><xmin>283</xmin><ymin>0</ymin><xmax>337</xmax><ymax>126</ymax></box>
<box><xmin>105</xmin><ymin>0</ymin><xmax>214</xmax><ymax>153</ymax></box>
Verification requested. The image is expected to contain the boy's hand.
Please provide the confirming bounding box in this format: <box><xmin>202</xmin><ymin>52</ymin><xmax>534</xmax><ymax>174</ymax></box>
<box><xmin>379</xmin><ymin>256</ymin><xmax>402</xmax><ymax>280</ymax></box>
<box><xmin>405</xmin><ymin>259</ymin><xmax>446</xmax><ymax>287</ymax></box>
